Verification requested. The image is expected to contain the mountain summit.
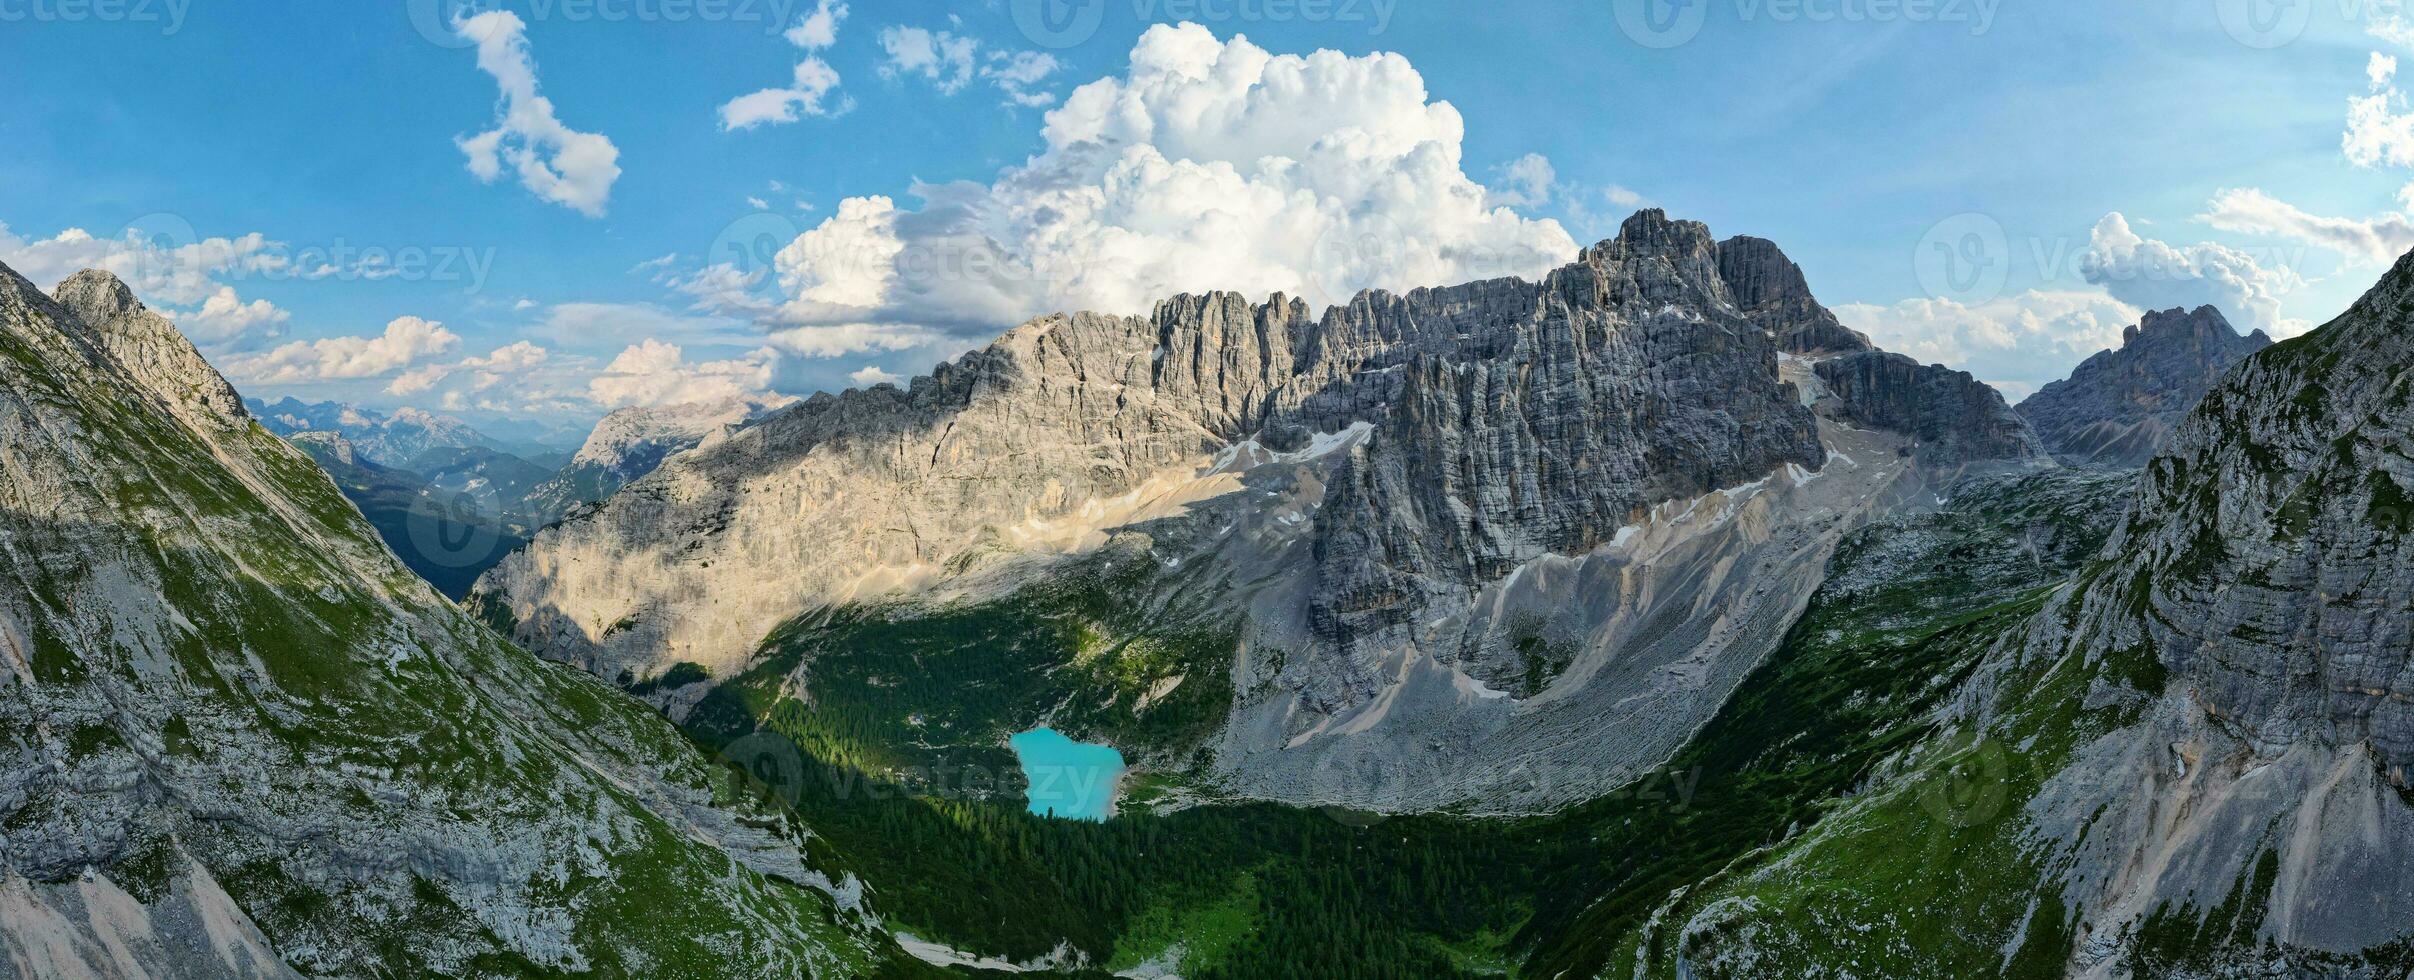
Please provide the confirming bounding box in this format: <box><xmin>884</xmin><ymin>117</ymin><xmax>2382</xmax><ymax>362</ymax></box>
<box><xmin>2016</xmin><ymin>304</ymin><xmax>2272</xmax><ymax>467</ymax></box>
<box><xmin>475</xmin><ymin>210</ymin><xmax>2046</xmax><ymax>812</ymax></box>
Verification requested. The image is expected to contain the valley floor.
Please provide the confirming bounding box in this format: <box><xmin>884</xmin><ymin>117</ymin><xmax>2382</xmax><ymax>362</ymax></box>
<box><xmin>673</xmin><ymin>469</ymin><xmax>2137</xmax><ymax>978</ymax></box>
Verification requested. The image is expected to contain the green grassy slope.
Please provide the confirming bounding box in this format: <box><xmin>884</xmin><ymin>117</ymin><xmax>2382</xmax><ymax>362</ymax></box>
<box><xmin>0</xmin><ymin>266</ymin><xmax>924</xmax><ymax>976</ymax></box>
<box><xmin>675</xmin><ymin>470</ymin><xmax>2131</xmax><ymax>978</ymax></box>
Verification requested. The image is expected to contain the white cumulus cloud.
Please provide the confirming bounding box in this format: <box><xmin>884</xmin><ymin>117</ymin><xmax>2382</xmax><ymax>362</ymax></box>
<box><xmin>880</xmin><ymin>26</ymin><xmax>979</xmax><ymax>93</ymax></box>
<box><xmin>878</xmin><ymin>25</ymin><xmax>1062</xmax><ymax>106</ymax></box>
<box><xmin>1487</xmin><ymin>153</ymin><xmax>1556</xmax><ymax>209</ymax></box>
<box><xmin>178</xmin><ymin>285</ymin><xmax>291</xmax><ymax>345</ymax></box>
<box><xmin>2197</xmin><ymin>187</ymin><xmax>2414</xmax><ymax>265</ymax></box>
<box><xmin>225</xmin><ymin>316</ymin><xmax>462</xmax><ymax>384</ymax></box>
<box><xmin>762</xmin><ymin>23</ymin><xmax>1576</xmax><ymax>357</ymax></box>
<box><xmin>721</xmin><ymin>58</ymin><xmax>849</xmax><ymax>129</ymax></box>
<box><xmin>848</xmin><ymin>365</ymin><xmax>904</xmax><ymax>387</ymax></box>
<box><xmin>1</xmin><ymin>221</ymin><xmax>294</xmax><ymax>349</ymax></box>
<box><xmin>388</xmin><ymin>340</ymin><xmax>551</xmax><ymax>396</ymax></box>
<box><xmin>1835</xmin><ymin>290</ymin><xmax>2144</xmax><ymax>402</ymax></box>
<box><xmin>587</xmin><ymin>339</ymin><xmax>778</xmax><ymax>409</ymax></box>
<box><xmin>2076</xmin><ymin>213</ymin><xmax>2302</xmax><ymax>333</ymax></box>
<box><xmin>784</xmin><ymin>0</ymin><xmax>846</xmax><ymax>49</ymax></box>
<box><xmin>454</xmin><ymin>11</ymin><xmax>621</xmax><ymax>216</ymax></box>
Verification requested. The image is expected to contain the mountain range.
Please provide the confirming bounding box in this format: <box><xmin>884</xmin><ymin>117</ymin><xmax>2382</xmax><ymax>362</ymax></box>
<box><xmin>475</xmin><ymin>210</ymin><xmax>2048</xmax><ymax>812</ymax></box>
<box><xmin>5</xmin><ymin>206</ymin><xmax>2408</xmax><ymax>977</ymax></box>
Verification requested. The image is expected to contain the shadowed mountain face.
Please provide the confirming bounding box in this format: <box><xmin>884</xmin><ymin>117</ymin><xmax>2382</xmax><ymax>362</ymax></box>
<box><xmin>0</xmin><ymin>265</ymin><xmax>902</xmax><ymax>976</ymax></box>
<box><xmin>476</xmin><ymin>209</ymin><xmax>2046</xmax><ymax>813</ymax></box>
<box><xmin>2016</xmin><ymin>305</ymin><xmax>2273</xmax><ymax>468</ymax></box>
<box><xmin>277</xmin><ymin>432</ymin><xmax>534</xmax><ymax>599</ymax></box>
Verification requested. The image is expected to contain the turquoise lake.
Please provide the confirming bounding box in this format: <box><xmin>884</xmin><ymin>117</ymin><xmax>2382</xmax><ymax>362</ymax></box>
<box><xmin>1009</xmin><ymin>727</ymin><xmax>1125</xmax><ymax>821</ymax></box>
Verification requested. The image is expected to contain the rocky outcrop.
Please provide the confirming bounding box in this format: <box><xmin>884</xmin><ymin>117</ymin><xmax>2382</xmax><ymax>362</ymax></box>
<box><xmin>285</xmin><ymin>429</ymin><xmax>355</xmax><ymax>466</ymax></box>
<box><xmin>475</xmin><ymin>210</ymin><xmax>2047</xmax><ymax>811</ymax></box>
<box><xmin>53</xmin><ymin>269</ymin><xmax>252</xmax><ymax>434</ymax></box>
<box><xmin>2015</xmin><ymin>304</ymin><xmax>2272</xmax><ymax>468</ymax></box>
<box><xmin>1714</xmin><ymin>235</ymin><xmax>1873</xmax><ymax>355</ymax></box>
<box><xmin>0</xmin><ymin>265</ymin><xmax>897</xmax><ymax>976</ymax></box>
<box><xmin>1814</xmin><ymin>350</ymin><xmax>2046</xmax><ymax>466</ymax></box>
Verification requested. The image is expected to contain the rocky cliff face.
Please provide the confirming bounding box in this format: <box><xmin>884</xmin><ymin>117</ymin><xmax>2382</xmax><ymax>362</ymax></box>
<box><xmin>475</xmin><ymin>210</ymin><xmax>2046</xmax><ymax>811</ymax></box>
<box><xmin>1715</xmin><ymin>235</ymin><xmax>1874</xmax><ymax>355</ymax></box>
<box><xmin>1815</xmin><ymin>349</ymin><xmax>2047</xmax><ymax>466</ymax></box>
<box><xmin>0</xmin><ymin>265</ymin><xmax>896</xmax><ymax>976</ymax></box>
<box><xmin>1632</xmin><ymin>249</ymin><xmax>2414</xmax><ymax>976</ymax></box>
<box><xmin>2016</xmin><ymin>304</ymin><xmax>2272</xmax><ymax>468</ymax></box>
<box><xmin>2012</xmin><ymin>256</ymin><xmax>2414</xmax><ymax>971</ymax></box>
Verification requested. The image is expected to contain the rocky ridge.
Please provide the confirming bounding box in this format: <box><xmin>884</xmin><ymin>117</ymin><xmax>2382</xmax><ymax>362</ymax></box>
<box><xmin>1639</xmin><ymin>248</ymin><xmax>2414</xmax><ymax>976</ymax></box>
<box><xmin>2017</xmin><ymin>253</ymin><xmax>2414</xmax><ymax>972</ymax></box>
<box><xmin>0</xmin><ymin>265</ymin><xmax>901</xmax><ymax>976</ymax></box>
<box><xmin>474</xmin><ymin>210</ymin><xmax>2048</xmax><ymax>812</ymax></box>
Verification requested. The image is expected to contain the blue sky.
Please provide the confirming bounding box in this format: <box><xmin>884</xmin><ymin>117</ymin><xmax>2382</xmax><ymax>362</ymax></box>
<box><xmin>2</xmin><ymin>0</ymin><xmax>2407</xmax><ymax>441</ymax></box>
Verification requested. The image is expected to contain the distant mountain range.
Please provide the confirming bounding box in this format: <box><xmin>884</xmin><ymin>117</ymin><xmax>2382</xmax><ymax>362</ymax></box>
<box><xmin>250</xmin><ymin>397</ymin><xmax>789</xmax><ymax>597</ymax></box>
<box><xmin>245</xmin><ymin>396</ymin><xmax>561</xmax><ymax>468</ymax></box>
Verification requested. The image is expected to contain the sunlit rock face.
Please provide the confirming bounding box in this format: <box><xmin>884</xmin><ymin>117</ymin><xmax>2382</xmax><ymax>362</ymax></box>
<box><xmin>476</xmin><ymin>210</ymin><xmax>2047</xmax><ymax>812</ymax></box>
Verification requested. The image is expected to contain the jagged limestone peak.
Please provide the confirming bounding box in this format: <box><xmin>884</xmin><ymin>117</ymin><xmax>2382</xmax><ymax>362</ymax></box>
<box><xmin>1713</xmin><ymin>234</ymin><xmax>1875</xmax><ymax>355</ymax></box>
<box><xmin>473</xmin><ymin>210</ymin><xmax>2053</xmax><ymax>812</ymax></box>
<box><xmin>2017</xmin><ymin>303</ymin><xmax>2272</xmax><ymax>467</ymax></box>
<box><xmin>38</xmin><ymin>266</ymin><xmax>253</xmax><ymax>432</ymax></box>
<box><xmin>53</xmin><ymin>267</ymin><xmax>143</xmax><ymax>324</ymax></box>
